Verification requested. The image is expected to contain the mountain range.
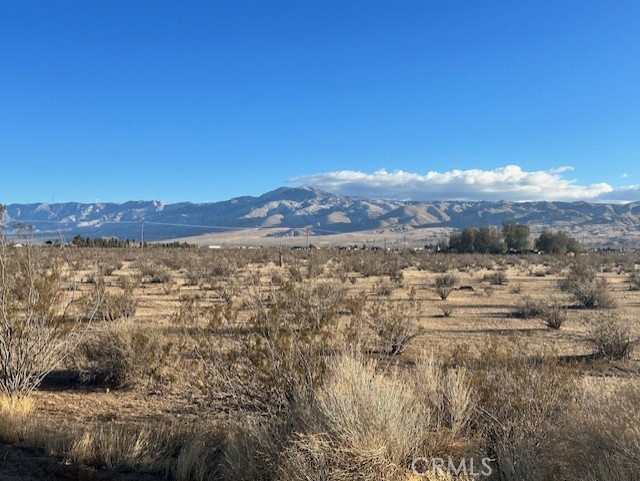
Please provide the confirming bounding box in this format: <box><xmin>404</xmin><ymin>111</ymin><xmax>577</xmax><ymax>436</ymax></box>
<box><xmin>3</xmin><ymin>187</ymin><xmax>640</xmax><ymax>247</ymax></box>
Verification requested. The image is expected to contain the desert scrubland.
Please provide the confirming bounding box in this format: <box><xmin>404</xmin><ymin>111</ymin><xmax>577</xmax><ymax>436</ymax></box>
<box><xmin>0</xmin><ymin>243</ymin><xmax>639</xmax><ymax>480</ymax></box>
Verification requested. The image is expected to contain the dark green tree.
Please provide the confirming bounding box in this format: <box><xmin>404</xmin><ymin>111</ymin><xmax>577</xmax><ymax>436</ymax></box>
<box><xmin>449</xmin><ymin>226</ymin><xmax>476</xmax><ymax>253</ymax></box>
<box><xmin>535</xmin><ymin>230</ymin><xmax>581</xmax><ymax>255</ymax></box>
<box><xmin>502</xmin><ymin>221</ymin><xmax>531</xmax><ymax>251</ymax></box>
<box><xmin>474</xmin><ymin>226</ymin><xmax>505</xmax><ymax>254</ymax></box>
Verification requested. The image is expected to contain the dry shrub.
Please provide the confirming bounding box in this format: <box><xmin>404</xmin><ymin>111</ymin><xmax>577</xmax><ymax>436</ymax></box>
<box><xmin>483</xmin><ymin>270</ymin><xmax>508</xmax><ymax>285</ymax></box>
<box><xmin>440</xmin><ymin>304</ymin><xmax>454</xmax><ymax>317</ymax></box>
<box><xmin>139</xmin><ymin>262</ymin><xmax>173</xmax><ymax>284</ymax></box>
<box><xmin>374</xmin><ymin>280</ymin><xmax>395</xmax><ymax>297</ymax></box>
<box><xmin>557</xmin><ymin>380</ymin><xmax>640</xmax><ymax>480</ymax></box>
<box><xmin>306</xmin><ymin>257</ymin><xmax>324</xmax><ymax>278</ymax></box>
<box><xmin>344</xmin><ymin>291</ymin><xmax>367</xmax><ymax>318</ymax></box>
<box><xmin>197</xmin><ymin>281</ymin><xmax>348</xmax><ymax>414</ymax></box>
<box><xmin>97</xmin><ymin>259</ymin><xmax>123</xmax><ymax>276</ymax></box>
<box><xmin>74</xmin><ymin>323</ymin><xmax>174</xmax><ymax>389</ymax></box>
<box><xmin>560</xmin><ymin>261</ymin><xmax>616</xmax><ymax>309</ymax></box>
<box><xmin>434</xmin><ymin>273</ymin><xmax>458</xmax><ymax>300</ymax></box>
<box><xmin>465</xmin><ymin>342</ymin><xmax>576</xmax><ymax>481</ymax></box>
<box><xmin>288</xmin><ymin>264</ymin><xmax>304</xmax><ymax>283</ymax></box>
<box><xmin>513</xmin><ymin>295</ymin><xmax>568</xmax><ymax>329</ymax></box>
<box><xmin>0</xmin><ymin>238</ymin><xmax>99</xmax><ymax>398</ymax></box>
<box><xmin>539</xmin><ymin>296</ymin><xmax>568</xmax><ymax>330</ymax></box>
<box><xmin>627</xmin><ymin>271</ymin><xmax>640</xmax><ymax>291</ymax></box>
<box><xmin>172</xmin><ymin>294</ymin><xmax>236</xmax><ymax>330</ymax></box>
<box><xmin>510</xmin><ymin>283</ymin><xmax>523</xmax><ymax>294</ymax></box>
<box><xmin>95</xmin><ymin>287</ymin><xmax>137</xmax><ymax>322</ymax></box>
<box><xmin>512</xmin><ymin>296</ymin><xmax>543</xmax><ymax>319</ymax></box>
<box><xmin>587</xmin><ymin>312</ymin><xmax>636</xmax><ymax>360</ymax></box>
<box><xmin>482</xmin><ymin>285</ymin><xmax>494</xmax><ymax>298</ymax></box>
<box><xmin>368</xmin><ymin>299</ymin><xmax>423</xmax><ymax>355</ymax></box>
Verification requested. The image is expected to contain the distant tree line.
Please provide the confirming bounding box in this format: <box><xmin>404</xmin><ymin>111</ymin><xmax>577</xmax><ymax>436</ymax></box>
<box><xmin>71</xmin><ymin>235</ymin><xmax>137</xmax><ymax>248</ymax></box>
<box><xmin>70</xmin><ymin>235</ymin><xmax>194</xmax><ymax>249</ymax></box>
<box><xmin>443</xmin><ymin>221</ymin><xmax>581</xmax><ymax>255</ymax></box>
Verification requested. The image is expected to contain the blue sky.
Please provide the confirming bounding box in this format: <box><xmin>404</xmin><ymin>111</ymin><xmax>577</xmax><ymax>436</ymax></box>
<box><xmin>1</xmin><ymin>1</ymin><xmax>639</xmax><ymax>203</ymax></box>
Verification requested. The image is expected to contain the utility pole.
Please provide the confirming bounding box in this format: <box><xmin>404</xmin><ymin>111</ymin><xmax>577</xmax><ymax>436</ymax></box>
<box><xmin>140</xmin><ymin>220</ymin><xmax>144</xmax><ymax>250</ymax></box>
<box><xmin>306</xmin><ymin>227</ymin><xmax>310</xmax><ymax>248</ymax></box>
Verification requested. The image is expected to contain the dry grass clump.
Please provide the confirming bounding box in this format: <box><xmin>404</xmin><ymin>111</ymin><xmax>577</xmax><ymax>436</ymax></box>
<box><xmin>0</xmin><ymin>393</ymin><xmax>35</xmax><ymax>416</ymax></box>
<box><xmin>224</xmin><ymin>355</ymin><xmax>433</xmax><ymax>481</ymax></box>
<box><xmin>280</xmin><ymin>356</ymin><xmax>425</xmax><ymax>481</ymax></box>
<box><xmin>0</xmin><ymin>402</ymin><xmax>225</xmax><ymax>480</ymax></box>
<box><xmin>69</xmin><ymin>422</ymin><xmax>224</xmax><ymax>478</ymax></box>
<box><xmin>174</xmin><ymin>431</ymin><xmax>226</xmax><ymax>481</ymax></box>
<box><xmin>0</xmin><ymin>395</ymin><xmax>36</xmax><ymax>444</ymax></box>
<box><xmin>412</xmin><ymin>353</ymin><xmax>476</xmax><ymax>439</ymax></box>
<box><xmin>221</xmin><ymin>352</ymin><xmax>484</xmax><ymax>481</ymax></box>
<box><xmin>0</xmin><ymin>396</ymin><xmax>64</xmax><ymax>450</ymax></box>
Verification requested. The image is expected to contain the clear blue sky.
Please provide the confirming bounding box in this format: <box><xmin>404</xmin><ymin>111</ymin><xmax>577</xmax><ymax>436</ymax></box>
<box><xmin>2</xmin><ymin>1</ymin><xmax>639</xmax><ymax>203</ymax></box>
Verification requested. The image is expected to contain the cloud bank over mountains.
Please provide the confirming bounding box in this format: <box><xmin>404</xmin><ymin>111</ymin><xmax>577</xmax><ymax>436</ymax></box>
<box><xmin>291</xmin><ymin>165</ymin><xmax>639</xmax><ymax>203</ymax></box>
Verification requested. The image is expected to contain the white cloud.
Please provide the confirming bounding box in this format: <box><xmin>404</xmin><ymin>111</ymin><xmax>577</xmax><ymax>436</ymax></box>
<box><xmin>622</xmin><ymin>172</ymin><xmax>630</xmax><ymax>178</ymax></box>
<box><xmin>596</xmin><ymin>185</ymin><xmax>640</xmax><ymax>202</ymax></box>
<box><xmin>290</xmin><ymin>165</ymin><xmax>619</xmax><ymax>202</ymax></box>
